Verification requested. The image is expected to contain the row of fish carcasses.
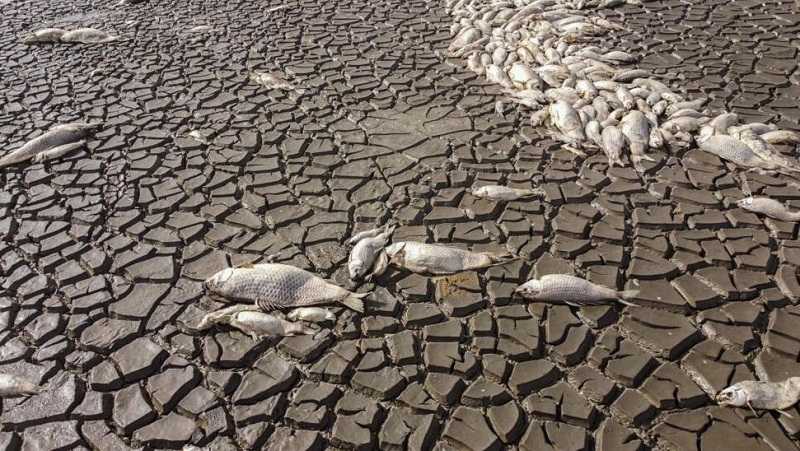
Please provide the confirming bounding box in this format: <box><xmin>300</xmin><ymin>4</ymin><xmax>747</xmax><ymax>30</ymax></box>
<box><xmin>445</xmin><ymin>0</ymin><xmax>800</xmax><ymax>174</ymax></box>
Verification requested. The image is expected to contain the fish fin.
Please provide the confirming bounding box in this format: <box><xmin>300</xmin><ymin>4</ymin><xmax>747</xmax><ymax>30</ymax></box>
<box><xmin>779</xmin><ymin>409</ymin><xmax>795</xmax><ymax>419</ymax></box>
<box><xmin>236</xmin><ymin>261</ymin><xmax>255</xmax><ymax>269</ymax></box>
<box><xmin>746</xmin><ymin>401</ymin><xmax>762</xmax><ymax>418</ymax></box>
<box><xmin>340</xmin><ymin>291</ymin><xmax>368</xmax><ymax>313</ymax></box>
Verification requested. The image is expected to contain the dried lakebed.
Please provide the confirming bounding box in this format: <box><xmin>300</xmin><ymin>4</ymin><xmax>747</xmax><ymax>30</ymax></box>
<box><xmin>1</xmin><ymin>0</ymin><xmax>800</xmax><ymax>450</ymax></box>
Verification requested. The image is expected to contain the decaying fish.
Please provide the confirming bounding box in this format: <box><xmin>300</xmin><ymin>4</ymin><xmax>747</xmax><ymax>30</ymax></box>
<box><xmin>204</xmin><ymin>264</ymin><xmax>367</xmax><ymax>312</ymax></box>
<box><xmin>249</xmin><ymin>71</ymin><xmax>295</xmax><ymax>90</ymax></box>
<box><xmin>515</xmin><ymin>274</ymin><xmax>638</xmax><ymax>306</ymax></box>
<box><xmin>0</xmin><ymin>123</ymin><xmax>100</xmax><ymax>168</ymax></box>
<box><xmin>348</xmin><ymin>225</ymin><xmax>395</xmax><ymax>280</ymax></box>
<box><xmin>31</xmin><ymin>140</ymin><xmax>85</xmax><ymax>163</ymax></box>
<box><xmin>737</xmin><ymin>197</ymin><xmax>800</xmax><ymax>222</ymax></box>
<box><xmin>198</xmin><ymin>305</ymin><xmax>314</xmax><ymax>339</ymax></box>
<box><xmin>761</xmin><ymin>130</ymin><xmax>800</xmax><ymax>145</ymax></box>
<box><xmin>717</xmin><ymin>377</ymin><xmax>800</xmax><ymax>413</ymax></box>
<box><xmin>380</xmin><ymin>242</ymin><xmax>515</xmax><ymax>275</ymax></box>
<box><xmin>22</xmin><ymin>28</ymin><xmax>66</xmax><ymax>44</ymax></box>
<box><xmin>469</xmin><ymin>185</ymin><xmax>545</xmax><ymax>201</ymax></box>
<box><xmin>0</xmin><ymin>374</ymin><xmax>42</xmax><ymax>397</ymax></box>
<box><xmin>697</xmin><ymin>134</ymin><xmax>777</xmax><ymax>170</ymax></box>
<box><xmin>287</xmin><ymin>307</ymin><xmax>336</xmax><ymax>323</ymax></box>
<box><xmin>60</xmin><ymin>28</ymin><xmax>118</xmax><ymax>43</ymax></box>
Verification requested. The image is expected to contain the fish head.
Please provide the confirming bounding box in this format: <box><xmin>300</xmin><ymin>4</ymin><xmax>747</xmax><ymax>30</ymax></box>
<box><xmin>716</xmin><ymin>385</ymin><xmax>747</xmax><ymax>407</ymax></box>
<box><xmin>204</xmin><ymin>267</ymin><xmax>236</xmax><ymax>296</ymax></box>
<box><xmin>348</xmin><ymin>255</ymin><xmax>368</xmax><ymax>280</ymax></box>
<box><xmin>737</xmin><ymin>197</ymin><xmax>754</xmax><ymax>208</ymax></box>
<box><xmin>515</xmin><ymin>279</ymin><xmax>543</xmax><ymax>298</ymax></box>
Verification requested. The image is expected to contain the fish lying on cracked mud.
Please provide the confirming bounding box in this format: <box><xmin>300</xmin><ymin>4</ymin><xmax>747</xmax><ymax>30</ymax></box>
<box><xmin>717</xmin><ymin>377</ymin><xmax>800</xmax><ymax>413</ymax></box>
<box><xmin>0</xmin><ymin>374</ymin><xmax>42</xmax><ymax>398</ymax></box>
<box><xmin>348</xmin><ymin>225</ymin><xmax>394</xmax><ymax>280</ymax></box>
<box><xmin>469</xmin><ymin>184</ymin><xmax>545</xmax><ymax>201</ymax></box>
<box><xmin>515</xmin><ymin>274</ymin><xmax>638</xmax><ymax>306</ymax></box>
<box><xmin>204</xmin><ymin>264</ymin><xmax>367</xmax><ymax>312</ymax></box>
<box><xmin>444</xmin><ymin>0</ymin><xmax>800</xmax><ymax>177</ymax></box>
<box><xmin>195</xmin><ymin>305</ymin><xmax>314</xmax><ymax>339</ymax></box>
<box><xmin>0</xmin><ymin>123</ymin><xmax>99</xmax><ymax>168</ymax></box>
<box><xmin>375</xmin><ymin>241</ymin><xmax>516</xmax><ymax>275</ymax></box>
<box><xmin>738</xmin><ymin>197</ymin><xmax>800</xmax><ymax>222</ymax></box>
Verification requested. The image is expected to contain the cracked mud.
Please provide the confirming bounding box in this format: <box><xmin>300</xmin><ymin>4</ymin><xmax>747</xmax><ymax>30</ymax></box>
<box><xmin>1</xmin><ymin>0</ymin><xmax>800</xmax><ymax>450</ymax></box>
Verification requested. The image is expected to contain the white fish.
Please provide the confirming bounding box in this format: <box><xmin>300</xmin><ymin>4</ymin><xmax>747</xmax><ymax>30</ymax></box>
<box><xmin>287</xmin><ymin>307</ymin><xmax>336</xmax><ymax>323</ymax></box>
<box><xmin>0</xmin><ymin>123</ymin><xmax>99</xmax><ymax>168</ymax></box>
<box><xmin>697</xmin><ymin>135</ymin><xmax>777</xmax><ymax>170</ymax></box>
<box><xmin>620</xmin><ymin>110</ymin><xmax>654</xmax><ymax>167</ymax></box>
<box><xmin>470</xmin><ymin>185</ymin><xmax>545</xmax><ymax>201</ymax></box>
<box><xmin>224</xmin><ymin>311</ymin><xmax>314</xmax><ymax>339</ymax></box>
<box><xmin>737</xmin><ymin>197</ymin><xmax>800</xmax><ymax>222</ymax></box>
<box><xmin>615</xmin><ymin>86</ymin><xmax>635</xmax><ymax>110</ymax></box>
<box><xmin>515</xmin><ymin>274</ymin><xmax>638</xmax><ymax>306</ymax></box>
<box><xmin>717</xmin><ymin>378</ymin><xmax>800</xmax><ymax>412</ymax></box>
<box><xmin>22</xmin><ymin>28</ymin><xmax>66</xmax><ymax>44</ymax></box>
<box><xmin>60</xmin><ymin>28</ymin><xmax>118</xmax><ymax>44</ymax></box>
<box><xmin>348</xmin><ymin>225</ymin><xmax>395</xmax><ymax>280</ymax></box>
<box><xmin>249</xmin><ymin>71</ymin><xmax>295</xmax><ymax>90</ymax></box>
<box><xmin>204</xmin><ymin>264</ymin><xmax>367</xmax><ymax>312</ymax></box>
<box><xmin>550</xmin><ymin>100</ymin><xmax>586</xmax><ymax>144</ymax></box>
<box><xmin>709</xmin><ymin>113</ymin><xmax>739</xmax><ymax>134</ymax></box>
<box><xmin>381</xmin><ymin>242</ymin><xmax>515</xmax><ymax>275</ymax></box>
<box><xmin>601</xmin><ymin>126</ymin><xmax>625</xmax><ymax>166</ymax></box>
<box><xmin>0</xmin><ymin>374</ymin><xmax>41</xmax><ymax>397</ymax></box>
<box><xmin>31</xmin><ymin>140</ymin><xmax>85</xmax><ymax>163</ymax></box>
<box><xmin>585</xmin><ymin>120</ymin><xmax>603</xmax><ymax>147</ymax></box>
<box><xmin>760</xmin><ymin>130</ymin><xmax>800</xmax><ymax>145</ymax></box>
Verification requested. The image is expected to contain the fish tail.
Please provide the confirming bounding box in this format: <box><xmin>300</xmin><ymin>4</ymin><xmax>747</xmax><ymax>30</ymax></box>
<box><xmin>340</xmin><ymin>291</ymin><xmax>368</xmax><ymax>313</ymax></box>
<box><xmin>618</xmin><ymin>289</ymin><xmax>639</xmax><ymax>306</ymax></box>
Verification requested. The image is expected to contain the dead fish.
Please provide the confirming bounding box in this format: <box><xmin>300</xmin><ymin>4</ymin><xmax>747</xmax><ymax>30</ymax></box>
<box><xmin>22</xmin><ymin>28</ymin><xmax>66</xmax><ymax>44</ymax></box>
<box><xmin>486</xmin><ymin>64</ymin><xmax>514</xmax><ymax>89</ymax></box>
<box><xmin>347</xmin><ymin>227</ymin><xmax>386</xmax><ymax>245</ymax></box>
<box><xmin>717</xmin><ymin>377</ymin><xmax>800</xmax><ymax>413</ymax></box>
<box><xmin>495</xmin><ymin>100</ymin><xmax>505</xmax><ymax>117</ymax></box>
<box><xmin>601</xmin><ymin>125</ymin><xmax>625</xmax><ymax>166</ymax></box>
<box><xmin>709</xmin><ymin>113</ymin><xmax>739</xmax><ymax>134</ymax></box>
<box><xmin>469</xmin><ymin>184</ymin><xmax>545</xmax><ymax>201</ymax></box>
<box><xmin>697</xmin><ymin>135</ymin><xmax>777</xmax><ymax>170</ymax></box>
<box><xmin>761</xmin><ymin>130</ymin><xmax>800</xmax><ymax>145</ymax></box>
<box><xmin>601</xmin><ymin>50</ymin><xmax>636</xmax><ymax>64</ymax></box>
<box><xmin>0</xmin><ymin>123</ymin><xmax>100</xmax><ymax>168</ymax></box>
<box><xmin>612</xmin><ymin>69</ymin><xmax>650</xmax><ymax>82</ymax></box>
<box><xmin>219</xmin><ymin>310</ymin><xmax>314</xmax><ymax>339</ymax></box>
<box><xmin>204</xmin><ymin>263</ymin><xmax>367</xmax><ymax>312</ymax></box>
<box><xmin>31</xmin><ymin>140</ymin><xmax>85</xmax><ymax>163</ymax></box>
<box><xmin>249</xmin><ymin>71</ymin><xmax>295</xmax><ymax>90</ymax></box>
<box><xmin>585</xmin><ymin>120</ymin><xmax>603</xmax><ymax>147</ymax></box>
<box><xmin>381</xmin><ymin>241</ymin><xmax>515</xmax><ymax>275</ymax></box>
<box><xmin>665</xmin><ymin>97</ymin><xmax>708</xmax><ymax>116</ymax></box>
<box><xmin>616</xmin><ymin>86</ymin><xmax>635</xmax><ymax>109</ymax></box>
<box><xmin>620</xmin><ymin>110</ymin><xmax>655</xmax><ymax>166</ymax></box>
<box><xmin>60</xmin><ymin>28</ymin><xmax>118</xmax><ymax>44</ymax></box>
<box><xmin>737</xmin><ymin>196</ymin><xmax>800</xmax><ymax>222</ymax></box>
<box><xmin>550</xmin><ymin>100</ymin><xmax>586</xmax><ymax>144</ymax></box>
<box><xmin>515</xmin><ymin>274</ymin><xmax>638</xmax><ymax>306</ymax></box>
<box><xmin>0</xmin><ymin>374</ymin><xmax>42</xmax><ymax>397</ymax></box>
<box><xmin>348</xmin><ymin>225</ymin><xmax>395</xmax><ymax>280</ymax></box>
<box><xmin>287</xmin><ymin>307</ymin><xmax>336</xmax><ymax>323</ymax></box>
<box><xmin>530</xmin><ymin>108</ymin><xmax>550</xmax><ymax>127</ymax></box>
<box><xmin>467</xmin><ymin>52</ymin><xmax>484</xmax><ymax>74</ymax></box>
<box><xmin>649</xmin><ymin>128</ymin><xmax>664</xmax><ymax>148</ymax></box>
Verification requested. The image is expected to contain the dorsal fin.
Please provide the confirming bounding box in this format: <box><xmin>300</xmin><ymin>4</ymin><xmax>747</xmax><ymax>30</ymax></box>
<box><xmin>236</xmin><ymin>261</ymin><xmax>255</xmax><ymax>269</ymax></box>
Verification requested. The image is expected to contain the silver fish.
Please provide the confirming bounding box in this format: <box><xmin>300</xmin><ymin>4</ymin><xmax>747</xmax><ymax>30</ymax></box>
<box><xmin>696</xmin><ymin>135</ymin><xmax>776</xmax><ymax>169</ymax></box>
<box><xmin>22</xmin><ymin>28</ymin><xmax>66</xmax><ymax>44</ymax></box>
<box><xmin>709</xmin><ymin>113</ymin><xmax>739</xmax><ymax>134</ymax></box>
<box><xmin>0</xmin><ymin>123</ymin><xmax>99</xmax><ymax>168</ymax></box>
<box><xmin>616</xmin><ymin>86</ymin><xmax>635</xmax><ymax>110</ymax></box>
<box><xmin>204</xmin><ymin>264</ymin><xmax>367</xmax><ymax>312</ymax></box>
<box><xmin>601</xmin><ymin>126</ymin><xmax>625</xmax><ymax>166</ymax></box>
<box><xmin>60</xmin><ymin>28</ymin><xmax>118</xmax><ymax>44</ymax></box>
<box><xmin>249</xmin><ymin>71</ymin><xmax>295</xmax><ymax>90</ymax></box>
<box><xmin>737</xmin><ymin>197</ymin><xmax>800</xmax><ymax>222</ymax></box>
<box><xmin>612</xmin><ymin>69</ymin><xmax>650</xmax><ymax>82</ymax></box>
<box><xmin>0</xmin><ymin>374</ymin><xmax>41</xmax><ymax>397</ymax></box>
<box><xmin>470</xmin><ymin>184</ymin><xmax>545</xmax><ymax>201</ymax></box>
<box><xmin>223</xmin><ymin>310</ymin><xmax>314</xmax><ymax>339</ymax></box>
<box><xmin>620</xmin><ymin>110</ymin><xmax>654</xmax><ymax>166</ymax></box>
<box><xmin>761</xmin><ymin>130</ymin><xmax>800</xmax><ymax>145</ymax></box>
<box><xmin>550</xmin><ymin>100</ymin><xmax>586</xmax><ymax>144</ymax></box>
<box><xmin>31</xmin><ymin>140</ymin><xmax>85</xmax><ymax>163</ymax></box>
<box><xmin>585</xmin><ymin>120</ymin><xmax>603</xmax><ymax>147</ymax></box>
<box><xmin>515</xmin><ymin>274</ymin><xmax>638</xmax><ymax>305</ymax></box>
<box><xmin>717</xmin><ymin>378</ymin><xmax>800</xmax><ymax>411</ymax></box>
<box><xmin>349</xmin><ymin>225</ymin><xmax>395</xmax><ymax>280</ymax></box>
<box><xmin>287</xmin><ymin>307</ymin><xmax>336</xmax><ymax>323</ymax></box>
<box><xmin>382</xmin><ymin>241</ymin><xmax>514</xmax><ymax>275</ymax></box>
<box><xmin>486</xmin><ymin>64</ymin><xmax>514</xmax><ymax>89</ymax></box>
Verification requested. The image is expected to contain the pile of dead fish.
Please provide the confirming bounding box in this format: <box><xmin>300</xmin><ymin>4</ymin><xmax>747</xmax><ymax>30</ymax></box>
<box><xmin>445</xmin><ymin>0</ymin><xmax>800</xmax><ymax>174</ymax></box>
